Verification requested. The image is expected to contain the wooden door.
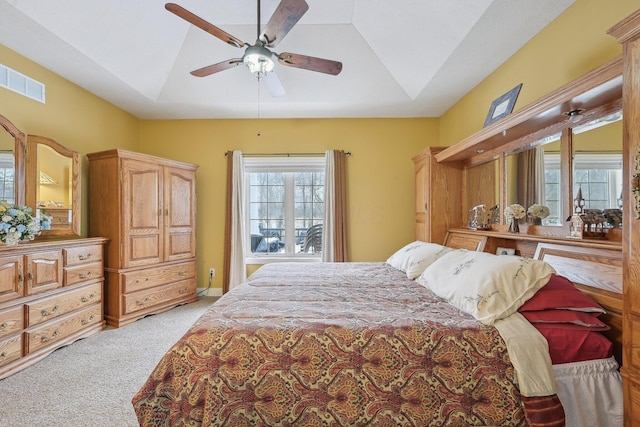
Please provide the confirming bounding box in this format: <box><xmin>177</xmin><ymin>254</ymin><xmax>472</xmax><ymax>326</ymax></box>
<box><xmin>164</xmin><ymin>166</ymin><xmax>196</xmax><ymax>262</ymax></box>
<box><xmin>121</xmin><ymin>158</ymin><xmax>163</xmax><ymax>268</ymax></box>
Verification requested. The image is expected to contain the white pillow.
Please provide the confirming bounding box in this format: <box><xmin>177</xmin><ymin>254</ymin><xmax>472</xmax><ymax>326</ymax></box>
<box><xmin>416</xmin><ymin>250</ymin><xmax>555</xmax><ymax>325</ymax></box>
<box><xmin>386</xmin><ymin>241</ymin><xmax>453</xmax><ymax>279</ymax></box>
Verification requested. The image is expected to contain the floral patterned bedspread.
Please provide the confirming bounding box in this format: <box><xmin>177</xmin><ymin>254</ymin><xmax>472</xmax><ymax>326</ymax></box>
<box><xmin>132</xmin><ymin>262</ymin><xmax>564</xmax><ymax>426</ymax></box>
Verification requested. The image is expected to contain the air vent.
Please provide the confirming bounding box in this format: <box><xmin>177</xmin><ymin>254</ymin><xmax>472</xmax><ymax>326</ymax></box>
<box><xmin>0</xmin><ymin>63</ymin><xmax>45</xmax><ymax>103</ymax></box>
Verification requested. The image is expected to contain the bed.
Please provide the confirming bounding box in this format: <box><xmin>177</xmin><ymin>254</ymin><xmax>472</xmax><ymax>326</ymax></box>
<box><xmin>132</xmin><ymin>242</ymin><xmax>622</xmax><ymax>426</ymax></box>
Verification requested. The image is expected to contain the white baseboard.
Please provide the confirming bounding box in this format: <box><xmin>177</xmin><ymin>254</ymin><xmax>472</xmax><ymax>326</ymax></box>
<box><xmin>197</xmin><ymin>287</ymin><xmax>223</xmax><ymax>297</ymax></box>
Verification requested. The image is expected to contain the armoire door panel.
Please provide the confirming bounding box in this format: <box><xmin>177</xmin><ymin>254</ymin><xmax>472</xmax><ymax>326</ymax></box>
<box><xmin>128</xmin><ymin>235</ymin><xmax>162</xmax><ymax>266</ymax></box>
<box><xmin>121</xmin><ymin>159</ymin><xmax>164</xmax><ymax>268</ymax></box>
<box><xmin>128</xmin><ymin>170</ymin><xmax>161</xmax><ymax>230</ymax></box>
<box><xmin>166</xmin><ymin>169</ymin><xmax>195</xmax><ymax>228</ymax></box>
<box><xmin>164</xmin><ymin>167</ymin><xmax>196</xmax><ymax>262</ymax></box>
<box><xmin>166</xmin><ymin>231</ymin><xmax>195</xmax><ymax>259</ymax></box>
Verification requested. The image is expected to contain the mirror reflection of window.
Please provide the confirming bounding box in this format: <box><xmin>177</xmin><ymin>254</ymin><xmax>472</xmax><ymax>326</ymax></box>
<box><xmin>571</xmin><ymin>111</ymin><xmax>623</xmax><ymax>212</ymax></box>
<box><xmin>507</xmin><ymin>133</ymin><xmax>562</xmax><ymax>226</ymax></box>
<box><xmin>0</xmin><ymin>152</ymin><xmax>15</xmax><ymax>203</ymax></box>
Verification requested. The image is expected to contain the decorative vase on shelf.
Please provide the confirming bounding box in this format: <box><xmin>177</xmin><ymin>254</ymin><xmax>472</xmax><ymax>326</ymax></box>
<box><xmin>531</xmin><ymin>217</ymin><xmax>542</xmax><ymax>226</ymax></box>
<box><xmin>508</xmin><ymin>217</ymin><xmax>520</xmax><ymax>233</ymax></box>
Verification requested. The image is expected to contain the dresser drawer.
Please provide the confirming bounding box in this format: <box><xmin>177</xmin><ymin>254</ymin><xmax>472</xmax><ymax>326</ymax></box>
<box><xmin>123</xmin><ymin>279</ymin><xmax>195</xmax><ymax>315</ymax></box>
<box><xmin>0</xmin><ymin>305</ymin><xmax>23</xmax><ymax>339</ymax></box>
<box><xmin>25</xmin><ymin>283</ymin><xmax>102</xmax><ymax>327</ymax></box>
<box><xmin>122</xmin><ymin>261</ymin><xmax>196</xmax><ymax>293</ymax></box>
<box><xmin>64</xmin><ymin>244</ymin><xmax>103</xmax><ymax>267</ymax></box>
<box><xmin>25</xmin><ymin>304</ymin><xmax>102</xmax><ymax>354</ymax></box>
<box><xmin>0</xmin><ymin>334</ymin><xmax>22</xmax><ymax>368</ymax></box>
<box><xmin>64</xmin><ymin>262</ymin><xmax>104</xmax><ymax>286</ymax></box>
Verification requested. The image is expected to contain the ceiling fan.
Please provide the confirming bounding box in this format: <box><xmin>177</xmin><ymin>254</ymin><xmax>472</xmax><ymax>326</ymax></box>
<box><xmin>165</xmin><ymin>0</ymin><xmax>343</xmax><ymax>97</ymax></box>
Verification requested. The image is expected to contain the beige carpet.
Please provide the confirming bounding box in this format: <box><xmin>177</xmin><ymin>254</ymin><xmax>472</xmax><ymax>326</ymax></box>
<box><xmin>0</xmin><ymin>297</ymin><xmax>217</xmax><ymax>427</ymax></box>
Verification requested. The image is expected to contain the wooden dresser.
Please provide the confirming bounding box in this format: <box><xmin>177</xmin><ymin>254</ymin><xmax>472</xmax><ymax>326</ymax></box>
<box><xmin>0</xmin><ymin>237</ymin><xmax>107</xmax><ymax>379</ymax></box>
<box><xmin>87</xmin><ymin>149</ymin><xmax>198</xmax><ymax>327</ymax></box>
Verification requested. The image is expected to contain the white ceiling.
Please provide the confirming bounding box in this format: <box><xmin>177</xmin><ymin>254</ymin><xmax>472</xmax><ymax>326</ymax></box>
<box><xmin>0</xmin><ymin>0</ymin><xmax>574</xmax><ymax>120</ymax></box>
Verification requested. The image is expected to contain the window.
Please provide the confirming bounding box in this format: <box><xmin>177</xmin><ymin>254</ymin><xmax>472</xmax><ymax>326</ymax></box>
<box><xmin>0</xmin><ymin>153</ymin><xmax>15</xmax><ymax>203</ymax></box>
<box><xmin>245</xmin><ymin>157</ymin><xmax>324</xmax><ymax>260</ymax></box>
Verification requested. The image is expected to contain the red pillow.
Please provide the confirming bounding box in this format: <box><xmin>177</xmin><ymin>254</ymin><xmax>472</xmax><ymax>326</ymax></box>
<box><xmin>518</xmin><ymin>274</ymin><xmax>606</xmax><ymax>314</ymax></box>
<box><xmin>521</xmin><ymin>309</ymin><xmax>609</xmax><ymax>330</ymax></box>
<box><xmin>534</xmin><ymin>324</ymin><xmax>613</xmax><ymax>364</ymax></box>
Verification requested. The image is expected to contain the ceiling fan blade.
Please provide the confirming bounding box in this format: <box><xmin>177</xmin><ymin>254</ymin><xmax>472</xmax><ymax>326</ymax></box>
<box><xmin>259</xmin><ymin>0</ymin><xmax>309</xmax><ymax>48</ymax></box>
<box><xmin>262</xmin><ymin>72</ymin><xmax>286</xmax><ymax>97</ymax></box>
<box><xmin>165</xmin><ymin>3</ymin><xmax>247</xmax><ymax>48</ymax></box>
<box><xmin>278</xmin><ymin>53</ymin><xmax>342</xmax><ymax>76</ymax></box>
<box><xmin>191</xmin><ymin>59</ymin><xmax>243</xmax><ymax>77</ymax></box>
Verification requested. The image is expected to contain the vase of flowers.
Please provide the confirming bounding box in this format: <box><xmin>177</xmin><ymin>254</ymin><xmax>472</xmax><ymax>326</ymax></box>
<box><xmin>504</xmin><ymin>203</ymin><xmax>525</xmax><ymax>233</ymax></box>
<box><xmin>0</xmin><ymin>201</ymin><xmax>42</xmax><ymax>245</ymax></box>
<box><xmin>527</xmin><ymin>204</ymin><xmax>550</xmax><ymax>226</ymax></box>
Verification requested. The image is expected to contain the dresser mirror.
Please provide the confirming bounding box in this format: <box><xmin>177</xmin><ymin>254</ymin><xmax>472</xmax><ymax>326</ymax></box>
<box><xmin>0</xmin><ymin>114</ymin><xmax>25</xmax><ymax>206</ymax></box>
<box><xmin>26</xmin><ymin>134</ymin><xmax>80</xmax><ymax>236</ymax></box>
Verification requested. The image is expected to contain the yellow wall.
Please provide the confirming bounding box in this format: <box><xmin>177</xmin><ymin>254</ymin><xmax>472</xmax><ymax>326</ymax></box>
<box><xmin>0</xmin><ymin>44</ymin><xmax>139</xmax><ymax>235</ymax></box>
<box><xmin>138</xmin><ymin>118</ymin><xmax>435</xmax><ymax>290</ymax></box>
<box><xmin>438</xmin><ymin>0</ymin><xmax>638</xmax><ymax>147</ymax></box>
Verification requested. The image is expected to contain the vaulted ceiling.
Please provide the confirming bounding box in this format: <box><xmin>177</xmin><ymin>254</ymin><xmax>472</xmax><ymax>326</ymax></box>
<box><xmin>0</xmin><ymin>0</ymin><xmax>574</xmax><ymax>119</ymax></box>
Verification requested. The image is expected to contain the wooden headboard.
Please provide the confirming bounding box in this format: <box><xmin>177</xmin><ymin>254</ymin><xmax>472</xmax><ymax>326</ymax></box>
<box><xmin>443</xmin><ymin>230</ymin><xmax>624</xmax><ymax>366</ymax></box>
<box><xmin>533</xmin><ymin>242</ymin><xmax>623</xmax><ymax>366</ymax></box>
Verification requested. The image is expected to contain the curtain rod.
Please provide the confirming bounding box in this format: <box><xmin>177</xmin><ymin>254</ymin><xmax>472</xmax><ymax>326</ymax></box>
<box><xmin>225</xmin><ymin>151</ymin><xmax>351</xmax><ymax>157</ymax></box>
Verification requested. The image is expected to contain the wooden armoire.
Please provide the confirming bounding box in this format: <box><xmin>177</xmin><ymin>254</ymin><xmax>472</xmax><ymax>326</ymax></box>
<box><xmin>87</xmin><ymin>149</ymin><xmax>198</xmax><ymax>327</ymax></box>
<box><xmin>412</xmin><ymin>147</ymin><xmax>462</xmax><ymax>245</ymax></box>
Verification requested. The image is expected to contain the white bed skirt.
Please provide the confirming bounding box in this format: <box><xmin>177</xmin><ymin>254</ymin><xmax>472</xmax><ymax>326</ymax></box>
<box><xmin>553</xmin><ymin>356</ymin><xmax>623</xmax><ymax>427</ymax></box>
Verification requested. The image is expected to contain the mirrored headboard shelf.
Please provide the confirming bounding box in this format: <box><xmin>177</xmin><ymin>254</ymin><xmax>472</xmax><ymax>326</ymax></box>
<box><xmin>438</xmin><ymin>55</ymin><xmax>624</xmax><ymax>242</ymax></box>
<box><xmin>435</xmin><ymin>56</ymin><xmax>623</xmax><ymax>165</ymax></box>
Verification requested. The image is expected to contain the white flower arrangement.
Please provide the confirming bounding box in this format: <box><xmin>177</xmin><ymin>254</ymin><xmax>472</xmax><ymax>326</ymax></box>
<box><xmin>0</xmin><ymin>201</ymin><xmax>41</xmax><ymax>245</ymax></box>
<box><xmin>504</xmin><ymin>204</ymin><xmax>526</xmax><ymax>220</ymax></box>
<box><xmin>527</xmin><ymin>204</ymin><xmax>550</xmax><ymax>219</ymax></box>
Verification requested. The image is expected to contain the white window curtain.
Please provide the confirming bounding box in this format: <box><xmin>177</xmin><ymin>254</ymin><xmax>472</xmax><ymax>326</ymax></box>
<box><xmin>224</xmin><ymin>150</ymin><xmax>246</xmax><ymax>292</ymax></box>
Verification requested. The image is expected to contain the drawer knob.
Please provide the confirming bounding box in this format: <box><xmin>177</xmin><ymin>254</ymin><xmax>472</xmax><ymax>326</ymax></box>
<box><xmin>0</xmin><ymin>352</ymin><xmax>6</xmax><ymax>360</ymax></box>
<box><xmin>79</xmin><ymin>271</ymin><xmax>93</xmax><ymax>279</ymax></box>
<box><xmin>41</xmin><ymin>305</ymin><xmax>59</xmax><ymax>316</ymax></box>
<box><xmin>81</xmin><ymin>314</ymin><xmax>96</xmax><ymax>325</ymax></box>
<box><xmin>81</xmin><ymin>293</ymin><xmax>96</xmax><ymax>303</ymax></box>
<box><xmin>41</xmin><ymin>330</ymin><xmax>59</xmax><ymax>343</ymax></box>
<box><xmin>0</xmin><ymin>322</ymin><xmax>8</xmax><ymax>330</ymax></box>
<box><xmin>136</xmin><ymin>297</ymin><xmax>151</xmax><ymax>306</ymax></box>
<box><xmin>78</xmin><ymin>253</ymin><xmax>93</xmax><ymax>261</ymax></box>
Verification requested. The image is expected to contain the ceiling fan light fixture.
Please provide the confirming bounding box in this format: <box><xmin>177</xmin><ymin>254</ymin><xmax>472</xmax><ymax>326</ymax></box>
<box><xmin>243</xmin><ymin>45</ymin><xmax>275</xmax><ymax>75</ymax></box>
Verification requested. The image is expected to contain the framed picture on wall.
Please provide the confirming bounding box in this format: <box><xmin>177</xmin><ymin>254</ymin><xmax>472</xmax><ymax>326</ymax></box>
<box><xmin>483</xmin><ymin>83</ymin><xmax>523</xmax><ymax>127</ymax></box>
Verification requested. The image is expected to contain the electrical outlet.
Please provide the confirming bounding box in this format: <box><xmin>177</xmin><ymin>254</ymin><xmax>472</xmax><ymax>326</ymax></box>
<box><xmin>209</xmin><ymin>268</ymin><xmax>215</xmax><ymax>279</ymax></box>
